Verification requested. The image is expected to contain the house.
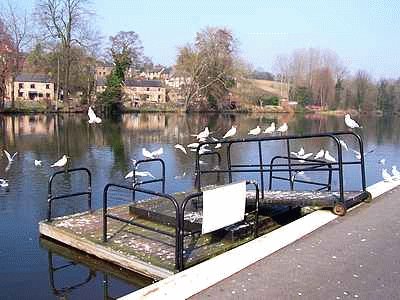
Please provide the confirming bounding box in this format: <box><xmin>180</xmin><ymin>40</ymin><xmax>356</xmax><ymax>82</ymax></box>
<box><xmin>139</xmin><ymin>67</ymin><xmax>167</xmax><ymax>80</ymax></box>
<box><xmin>95</xmin><ymin>62</ymin><xmax>114</xmax><ymax>80</ymax></box>
<box><xmin>10</xmin><ymin>74</ymin><xmax>54</xmax><ymax>101</ymax></box>
<box><xmin>123</xmin><ymin>80</ymin><xmax>166</xmax><ymax>106</ymax></box>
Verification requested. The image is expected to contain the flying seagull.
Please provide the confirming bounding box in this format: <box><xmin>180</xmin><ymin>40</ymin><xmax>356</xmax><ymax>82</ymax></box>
<box><xmin>125</xmin><ymin>170</ymin><xmax>155</xmax><ymax>179</ymax></box>
<box><xmin>264</xmin><ymin>122</ymin><xmax>275</xmax><ymax>134</ymax></box>
<box><xmin>339</xmin><ymin>140</ymin><xmax>349</xmax><ymax>151</ymax></box>
<box><xmin>0</xmin><ymin>178</ymin><xmax>8</xmax><ymax>188</ymax></box>
<box><xmin>88</xmin><ymin>106</ymin><xmax>102</xmax><ymax>124</ymax></box>
<box><xmin>34</xmin><ymin>160</ymin><xmax>42</xmax><ymax>167</ymax></box>
<box><xmin>51</xmin><ymin>155</ymin><xmax>68</xmax><ymax>168</ymax></box>
<box><xmin>344</xmin><ymin>114</ymin><xmax>361</xmax><ymax>129</ymax></box>
<box><xmin>215</xmin><ymin>143</ymin><xmax>222</xmax><ymax>149</ymax></box>
<box><xmin>142</xmin><ymin>147</ymin><xmax>163</xmax><ymax>159</ymax></box>
<box><xmin>187</xmin><ymin>142</ymin><xmax>200</xmax><ymax>149</ymax></box>
<box><xmin>223</xmin><ymin>126</ymin><xmax>237</xmax><ymax>139</ymax></box>
<box><xmin>3</xmin><ymin>150</ymin><xmax>17</xmax><ymax>163</ymax></box>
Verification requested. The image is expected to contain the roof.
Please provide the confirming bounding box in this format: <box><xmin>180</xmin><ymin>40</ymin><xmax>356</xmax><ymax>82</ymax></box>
<box><xmin>124</xmin><ymin>80</ymin><xmax>163</xmax><ymax>88</ymax></box>
<box><xmin>15</xmin><ymin>74</ymin><xmax>53</xmax><ymax>83</ymax></box>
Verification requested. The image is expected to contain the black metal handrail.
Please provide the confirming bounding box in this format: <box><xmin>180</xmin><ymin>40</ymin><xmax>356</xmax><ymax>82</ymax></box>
<box><xmin>130</xmin><ymin>158</ymin><xmax>166</xmax><ymax>201</ymax></box>
<box><xmin>102</xmin><ymin>183</ymin><xmax>182</xmax><ymax>270</ymax></box>
<box><xmin>195</xmin><ymin>131</ymin><xmax>366</xmax><ymax>207</ymax></box>
<box><xmin>47</xmin><ymin>168</ymin><xmax>92</xmax><ymax>221</ymax></box>
<box><xmin>178</xmin><ymin>181</ymin><xmax>260</xmax><ymax>271</ymax></box>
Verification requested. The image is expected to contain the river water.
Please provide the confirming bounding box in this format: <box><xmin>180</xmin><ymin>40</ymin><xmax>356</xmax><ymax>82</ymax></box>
<box><xmin>0</xmin><ymin>112</ymin><xmax>399</xmax><ymax>299</ymax></box>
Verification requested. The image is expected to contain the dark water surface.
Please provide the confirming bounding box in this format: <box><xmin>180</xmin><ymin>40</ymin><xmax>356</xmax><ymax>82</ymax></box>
<box><xmin>0</xmin><ymin>112</ymin><xmax>399</xmax><ymax>299</ymax></box>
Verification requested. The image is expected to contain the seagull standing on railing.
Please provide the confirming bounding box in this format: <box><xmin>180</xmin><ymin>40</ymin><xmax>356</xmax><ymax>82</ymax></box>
<box><xmin>264</xmin><ymin>122</ymin><xmax>275</xmax><ymax>134</ymax></box>
<box><xmin>215</xmin><ymin>143</ymin><xmax>222</xmax><ymax>149</ymax></box>
<box><xmin>88</xmin><ymin>106</ymin><xmax>102</xmax><ymax>124</ymax></box>
<box><xmin>187</xmin><ymin>142</ymin><xmax>199</xmax><ymax>149</ymax></box>
<box><xmin>277</xmin><ymin>123</ymin><xmax>288</xmax><ymax>134</ymax></box>
<box><xmin>51</xmin><ymin>155</ymin><xmax>69</xmax><ymax>168</ymax></box>
<box><xmin>223</xmin><ymin>126</ymin><xmax>237</xmax><ymax>139</ymax></box>
<box><xmin>339</xmin><ymin>140</ymin><xmax>349</xmax><ymax>151</ymax></box>
<box><xmin>248</xmin><ymin>126</ymin><xmax>261</xmax><ymax>136</ymax></box>
<box><xmin>324</xmin><ymin>151</ymin><xmax>337</xmax><ymax>163</ymax></box>
<box><xmin>174</xmin><ymin>144</ymin><xmax>187</xmax><ymax>154</ymax></box>
<box><xmin>344</xmin><ymin>114</ymin><xmax>361</xmax><ymax>129</ymax></box>
<box><xmin>314</xmin><ymin>149</ymin><xmax>325</xmax><ymax>160</ymax></box>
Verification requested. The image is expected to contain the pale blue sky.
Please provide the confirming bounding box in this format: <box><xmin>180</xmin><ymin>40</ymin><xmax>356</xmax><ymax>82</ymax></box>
<box><xmin>6</xmin><ymin>0</ymin><xmax>400</xmax><ymax>78</ymax></box>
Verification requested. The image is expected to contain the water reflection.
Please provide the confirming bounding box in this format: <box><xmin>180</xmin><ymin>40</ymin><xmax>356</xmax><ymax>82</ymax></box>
<box><xmin>1</xmin><ymin>112</ymin><xmax>400</xmax><ymax>298</ymax></box>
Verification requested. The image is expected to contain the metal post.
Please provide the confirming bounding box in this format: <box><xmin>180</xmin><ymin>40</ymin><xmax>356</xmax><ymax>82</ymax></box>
<box><xmin>102</xmin><ymin>185</ymin><xmax>108</xmax><ymax>242</ymax></box>
<box><xmin>227</xmin><ymin>143</ymin><xmax>233</xmax><ymax>183</ymax></box>
<box><xmin>257</xmin><ymin>141</ymin><xmax>265</xmax><ymax>199</ymax></box>
<box><xmin>286</xmin><ymin>139</ymin><xmax>294</xmax><ymax>190</ymax></box>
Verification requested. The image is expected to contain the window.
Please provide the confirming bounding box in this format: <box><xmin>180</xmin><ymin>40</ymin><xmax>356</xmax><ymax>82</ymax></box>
<box><xmin>30</xmin><ymin>84</ymin><xmax>35</xmax><ymax>89</ymax></box>
<box><xmin>158</xmin><ymin>88</ymin><xmax>161</xmax><ymax>91</ymax></box>
<box><xmin>46</xmin><ymin>84</ymin><xmax>50</xmax><ymax>89</ymax></box>
<box><xmin>38</xmin><ymin>93</ymin><xmax>43</xmax><ymax>97</ymax></box>
<box><xmin>146</xmin><ymin>95</ymin><xmax>150</xmax><ymax>99</ymax></box>
<box><xmin>18</xmin><ymin>92</ymin><xmax>23</xmax><ymax>97</ymax></box>
<box><xmin>146</xmin><ymin>88</ymin><xmax>150</xmax><ymax>91</ymax></box>
<box><xmin>46</xmin><ymin>93</ymin><xmax>50</xmax><ymax>98</ymax></box>
<box><xmin>158</xmin><ymin>95</ymin><xmax>161</xmax><ymax>100</ymax></box>
<box><xmin>19</xmin><ymin>83</ymin><xmax>23</xmax><ymax>89</ymax></box>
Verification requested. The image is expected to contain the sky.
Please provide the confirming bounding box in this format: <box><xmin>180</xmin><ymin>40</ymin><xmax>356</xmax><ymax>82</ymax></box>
<box><xmin>5</xmin><ymin>0</ymin><xmax>400</xmax><ymax>79</ymax></box>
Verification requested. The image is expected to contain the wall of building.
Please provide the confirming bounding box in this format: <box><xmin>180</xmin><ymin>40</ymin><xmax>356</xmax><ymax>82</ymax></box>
<box><xmin>12</xmin><ymin>81</ymin><xmax>54</xmax><ymax>101</ymax></box>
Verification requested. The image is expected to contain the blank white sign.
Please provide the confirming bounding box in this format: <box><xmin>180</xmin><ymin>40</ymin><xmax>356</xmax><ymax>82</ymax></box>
<box><xmin>201</xmin><ymin>181</ymin><xmax>247</xmax><ymax>234</ymax></box>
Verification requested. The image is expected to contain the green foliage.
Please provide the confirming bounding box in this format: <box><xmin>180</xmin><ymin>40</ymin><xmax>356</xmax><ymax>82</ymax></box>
<box><xmin>259</xmin><ymin>95</ymin><xmax>279</xmax><ymax>106</ymax></box>
<box><xmin>291</xmin><ymin>86</ymin><xmax>313</xmax><ymax>107</ymax></box>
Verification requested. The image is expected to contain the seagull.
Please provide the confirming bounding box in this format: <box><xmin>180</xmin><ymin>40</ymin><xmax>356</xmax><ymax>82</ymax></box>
<box><xmin>339</xmin><ymin>140</ymin><xmax>349</xmax><ymax>151</ymax></box>
<box><xmin>392</xmin><ymin>165</ymin><xmax>400</xmax><ymax>179</ymax></box>
<box><xmin>324</xmin><ymin>151</ymin><xmax>337</xmax><ymax>163</ymax></box>
<box><xmin>142</xmin><ymin>147</ymin><xmax>163</xmax><ymax>159</ymax></box>
<box><xmin>290</xmin><ymin>147</ymin><xmax>305</xmax><ymax>158</ymax></box>
<box><xmin>222</xmin><ymin>126</ymin><xmax>237</xmax><ymax>139</ymax></box>
<box><xmin>50</xmin><ymin>155</ymin><xmax>68</xmax><ymax>167</ymax></box>
<box><xmin>299</xmin><ymin>153</ymin><xmax>313</xmax><ymax>160</ymax></box>
<box><xmin>277</xmin><ymin>123</ymin><xmax>288</xmax><ymax>134</ymax></box>
<box><xmin>344</xmin><ymin>114</ymin><xmax>361</xmax><ymax>129</ymax></box>
<box><xmin>192</xmin><ymin>127</ymin><xmax>210</xmax><ymax>140</ymax></box>
<box><xmin>174</xmin><ymin>172</ymin><xmax>187</xmax><ymax>180</ymax></box>
<box><xmin>264</xmin><ymin>122</ymin><xmax>275</xmax><ymax>134</ymax></box>
<box><xmin>379</xmin><ymin>158</ymin><xmax>386</xmax><ymax>165</ymax></box>
<box><xmin>3</xmin><ymin>150</ymin><xmax>17</xmax><ymax>163</ymax></box>
<box><xmin>215</xmin><ymin>143</ymin><xmax>222</xmax><ymax>149</ymax></box>
<box><xmin>198</xmin><ymin>145</ymin><xmax>211</xmax><ymax>155</ymax></box>
<box><xmin>314</xmin><ymin>149</ymin><xmax>325</xmax><ymax>160</ymax></box>
<box><xmin>174</xmin><ymin>144</ymin><xmax>187</xmax><ymax>154</ymax></box>
<box><xmin>34</xmin><ymin>160</ymin><xmax>42</xmax><ymax>167</ymax></box>
<box><xmin>248</xmin><ymin>126</ymin><xmax>261</xmax><ymax>136</ymax></box>
<box><xmin>0</xmin><ymin>178</ymin><xmax>8</xmax><ymax>188</ymax></box>
<box><xmin>88</xmin><ymin>106</ymin><xmax>102</xmax><ymax>124</ymax></box>
<box><xmin>125</xmin><ymin>170</ymin><xmax>155</xmax><ymax>179</ymax></box>
<box><xmin>352</xmin><ymin>150</ymin><xmax>362</xmax><ymax>160</ymax></box>
<box><xmin>187</xmin><ymin>142</ymin><xmax>199</xmax><ymax>149</ymax></box>
<box><xmin>382</xmin><ymin>168</ymin><xmax>393</xmax><ymax>182</ymax></box>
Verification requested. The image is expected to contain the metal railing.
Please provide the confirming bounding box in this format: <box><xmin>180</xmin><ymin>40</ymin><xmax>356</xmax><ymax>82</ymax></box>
<box><xmin>195</xmin><ymin>131</ymin><xmax>366</xmax><ymax>206</ymax></box>
<box><xmin>130</xmin><ymin>158</ymin><xmax>166</xmax><ymax>201</ymax></box>
<box><xmin>47</xmin><ymin>168</ymin><xmax>92</xmax><ymax>221</ymax></box>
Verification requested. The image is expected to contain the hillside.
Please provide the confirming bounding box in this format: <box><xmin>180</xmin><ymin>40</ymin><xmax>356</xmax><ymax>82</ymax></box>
<box><xmin>250</xmin><ymin>79</ymin><xmax>288</xmax><ymax>98</ymax></box>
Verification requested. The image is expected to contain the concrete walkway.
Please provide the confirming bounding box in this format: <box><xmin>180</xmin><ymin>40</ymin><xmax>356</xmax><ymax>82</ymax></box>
<box><xmin>190</xmin><ymin>187</ymin><xmax>400</xmax><ymax>300</ymax></box>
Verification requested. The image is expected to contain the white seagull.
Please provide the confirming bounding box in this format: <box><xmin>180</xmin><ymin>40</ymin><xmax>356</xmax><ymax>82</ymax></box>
<box><xmin>277</xmin><ymin>123</ymin><xmax>288</xmax><ymax>134</ymax></box>
<box><xmin>192</xmin><ymin>127</ymin><xmax>210</xmax><ymax>140</ymax></box>
<box><xmin>391</xmin><ymin>165</ymin><xmax>400</xmax><ymax>179</ymax></box>
<box><xmin>382</xmin><ymin>168</ymin><xmax>393</xmax><ymax>182</ymax></box>
<box><xmin>379</xmin><ymin>158</ymin><xmax>386</xmax><ymax>165</ymax></box>
<box><xmin>174</xmin><ymin>144</ymin><xmax>187</xmax><ymax>154</ymax></box>
<box><xmin>344</xmin><ymin>114</ymin><xmax>361</xmax><ymax>129</ymax></box>
<box><xmin>264</xmin><ymin>122</ymin><xmax>275</xmax><ymax>134</ymax></box>
<box><xmin>34</xmin><ymin>160</ymin><xmax>42</xmax><ymax>167</ymax></box>
<box><xmin>187</xmin><ymin>142</ymin><xmax>200</xmax><ymax>149</ymax></box>
<box><xmin>324</xmin><ymin>151</ymin><xmax>337</xmax><ymax>163</ymax></box>
<box><xmin>248</xmin><ymin>126</ymin><xmax>261</xmax><ymax>136</ymax></box>
<box><xmin>0</xmin><ymin>178</ymin><xmax>8</xmax><ymax>188</ymax></box>
<box><xmin>3</xmin><ymin>150</ymin><xmax>17</xmax><ymax>163</ymax></box>
<box><xmin>142</xmin><ymin>147</ymin><xmax>163</xmax><ymax>159</ymax></box>
<box><xmin>125</xmin><ymin>170</ymin><xmax>155</xmax><ymax>179</ymax></box>
<box><xmin>314</xmin><ymin>149</ymin><xmax>325</xmax><ymax>160</ymax></box>
<box><xmin>223</xmin><ymin>126</ymin><xmax>237</xmax><ymax>139</ymax></box>
<box><xmin>51</xmin><ymin>155</ymin><xmax>69</xmax><ymax>168</ymax></box>
<box><xmin>339</xmin><ymin>140</ymin><xmax>349</xmax><ymax>151</ymax></box>
<box><xmin>290</xmin><ymin>147</ymin><xmax>305</xmax><ymax>158</ymax></box>
<box><xmin>88</xmin><ymin>106</ymin><xmax>102</xmax><ymax>124</ymax></box>
<box><xmin>352</xmin><ymin>150</ymin><xmax>362</xmax><ymax>160</ymax></box>
<box><xmin>215</xmin><ymin>143</ymin><xmax>222</xmax><ymax>149</ymax></box>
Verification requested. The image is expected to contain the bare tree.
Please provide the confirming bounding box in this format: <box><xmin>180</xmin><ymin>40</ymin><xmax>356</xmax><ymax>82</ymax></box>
<box><xmin>0</xmin><ymin>0</ymin><xmax>32</xmax><ymax>108</ymax></box>
<box><xmin>36</xmin><ymin>0</ymin><xmax>95</xmax><ymax>103</ymax></box>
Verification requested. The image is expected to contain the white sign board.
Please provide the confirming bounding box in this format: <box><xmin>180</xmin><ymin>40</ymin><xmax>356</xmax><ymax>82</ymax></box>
<box><xmin>201</xmin><ymin>181</ymin><xmax>247</xmax><ymax>234</ymax></box>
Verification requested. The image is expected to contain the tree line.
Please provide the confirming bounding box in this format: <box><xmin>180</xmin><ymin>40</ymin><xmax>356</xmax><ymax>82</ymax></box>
<box><xmin>1</xmin><ymin>0</ymin><xmax>399</xmax><ymax>114</ymax></box>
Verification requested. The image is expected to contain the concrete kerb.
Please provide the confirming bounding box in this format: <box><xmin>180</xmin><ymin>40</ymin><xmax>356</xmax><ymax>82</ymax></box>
<box><xmin>120</xmin><ymin>180</ymin><xmax>400</xmax><ymax>300</ymax></box>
